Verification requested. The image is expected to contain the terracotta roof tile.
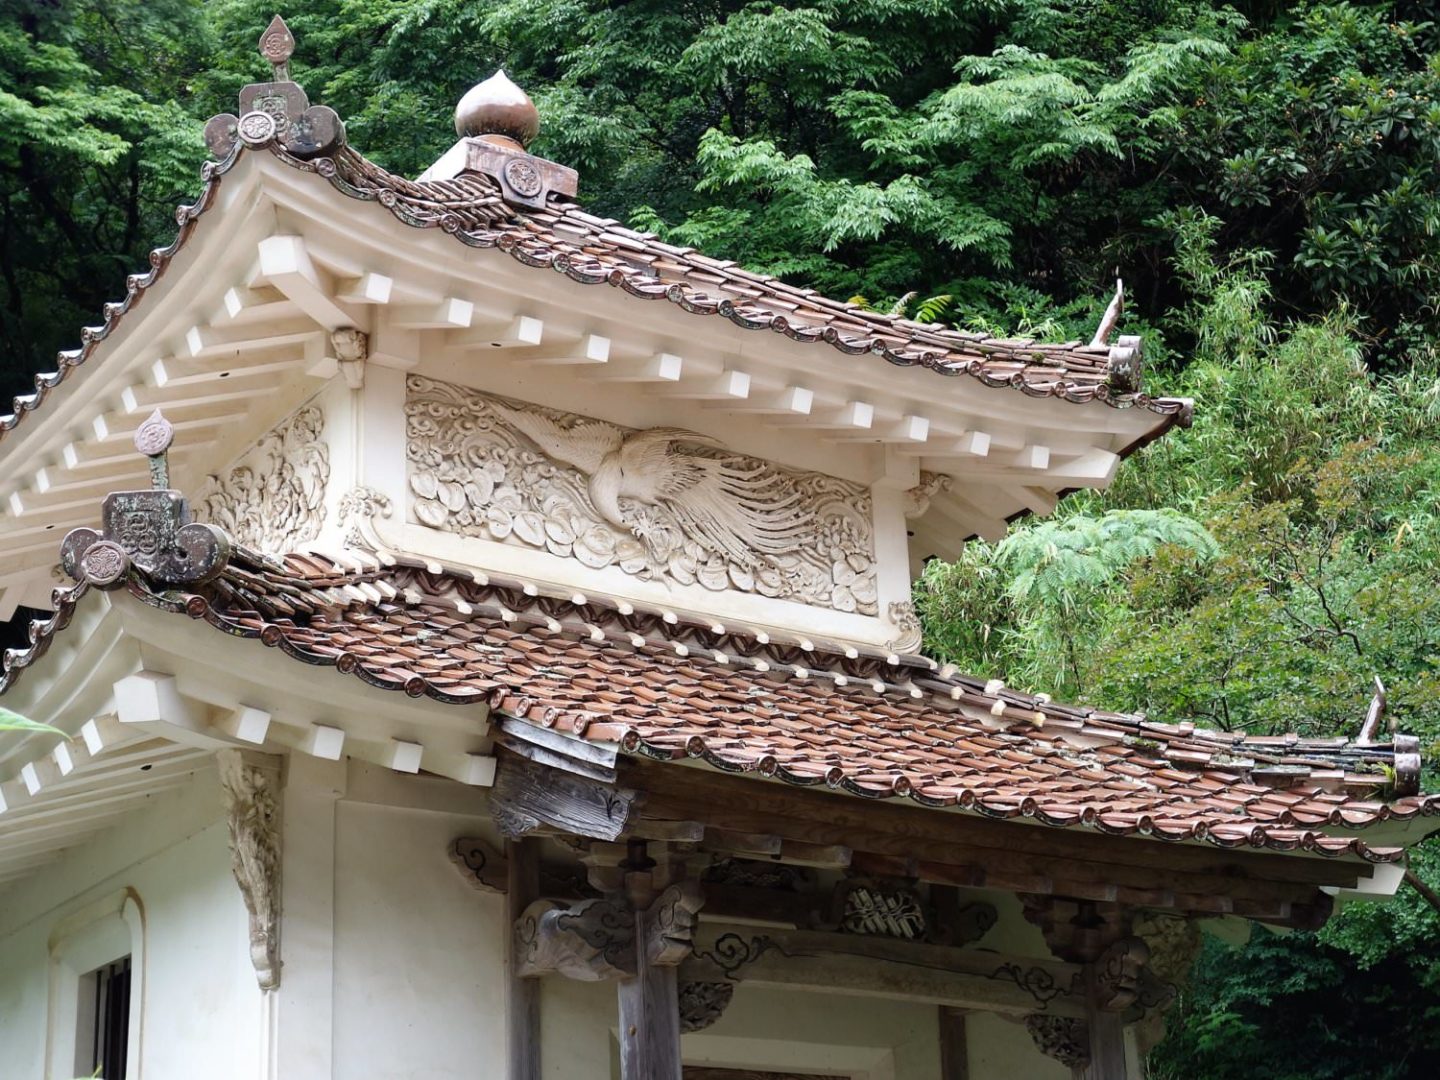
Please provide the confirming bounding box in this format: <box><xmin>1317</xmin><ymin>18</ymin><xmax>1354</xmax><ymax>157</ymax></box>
<box><xmin>3</xmin><ymin>139</ymin><xmax>1192</xmax><ymax>449</ymax></box>
<box><xmin>7</xmin><ymin>549</ymin><xmax>1429</xmax><ymax>863</ymax></box>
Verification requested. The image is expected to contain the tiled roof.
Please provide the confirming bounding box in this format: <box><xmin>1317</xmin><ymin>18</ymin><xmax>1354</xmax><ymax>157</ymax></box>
<box><xmin>1</xmin><ymin>137</ymin><xmax>1192</xmax><ymax>450</ymax></box>
<box><xmin>11</xmin><ymin>547</ymin><xmax>1433</xmax><ymax>863</ymax></box>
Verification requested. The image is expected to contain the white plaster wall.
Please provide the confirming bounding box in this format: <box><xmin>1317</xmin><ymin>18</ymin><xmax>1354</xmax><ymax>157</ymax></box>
<box><xmin>331</xmin><ymin>801</ymin><xmax>507</xmax><ymax>1080</ymax></box>
<box><xmin>540</xmin><ymin>979</ymin><xmax>943</xmax><ymax>1080</ymax></box>
<box><xmin>0</xmin><ymin>772</ymin><xmax>261</xmax><ymax>1080</ymax></box>
<box><xmin>965</xmin><ymin>1011</ymin><xmax>1070</xmax><ymax>1080</ymax></box>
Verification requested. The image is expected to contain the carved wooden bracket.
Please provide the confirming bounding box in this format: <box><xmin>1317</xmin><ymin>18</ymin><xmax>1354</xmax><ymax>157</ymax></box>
<box><xmin>678</xmin><ymin>981</ymin><xmax>735</xmax><ymax>1033</ymax></box>
<box><xmin>217</xmin><ymin>750</ymin><xmax>283</xmax><ymax>990</ymax></box>
<box><xmin>450</xmin><ymin>836</ymin><xmax>508</xmax><ymax>893</ymax></box>
<box><xmin>1022</xmin><ymin>896</ymin><xmax>1133</xmax><ymax>965</ymax></box>
<box><xmin>516</xmin><ymin>895</ymin><xmax>636</xmax><ymax>980</ymax></box>
<box><xmin>1092</xmin><ymin>936</ymin><xmax>1150</xmax><ymax>1013</ymax></box>
<box><xmin>1025</xmin><ymin>1014</ymin><xmax>1090</xmax><ymax>1071</ymax></box>
<box><xmin>515</xmin><ymin>881</ymin><xmax>704</xmax><ymax>982</ymax></box>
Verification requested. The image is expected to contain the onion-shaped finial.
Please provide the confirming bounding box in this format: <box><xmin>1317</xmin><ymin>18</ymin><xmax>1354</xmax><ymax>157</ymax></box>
<box><xmin>455</xmin><ymin>70</ymin><xmax>540</xmax><ymax>146</ymax></box>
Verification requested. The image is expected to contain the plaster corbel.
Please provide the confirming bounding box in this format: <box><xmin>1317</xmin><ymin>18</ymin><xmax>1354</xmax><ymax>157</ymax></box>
<box><xmin>217</xmin><ymin>748</ymin><xmax>284</xmax><ymax>990</ymax></box>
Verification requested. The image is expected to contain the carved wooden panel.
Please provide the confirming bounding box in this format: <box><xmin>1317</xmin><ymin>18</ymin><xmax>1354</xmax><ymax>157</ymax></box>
<box><xmin>196</xmin><ymin>404</ymin><xmax>329</xmax><ymax>553</ymax></box>
<box><xmin>404</xmin><ymin>376</ymin><xmax>877</xmax><ymax>613</ymax></box>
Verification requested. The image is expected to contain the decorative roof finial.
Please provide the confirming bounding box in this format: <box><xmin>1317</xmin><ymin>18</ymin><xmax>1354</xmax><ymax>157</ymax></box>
<box><xmin>204</xmin><ymin>14</ymin><xmax>344</xmax><ymax>162</ymax></box>
<box><xmin>60</xmin><ymin>407</ymin><xmax>230</xmax><ymax>590</ymax></box>
<box><xmin>134</xmin><ymin>408</ymin><xmax>175</xmax><ymax>489</ymax></box>
<box><xmin>455</xmin><ymin>70</ymin><xmax>541</xmax><ymax>147</ymax></box>
<box><xmin>259</xmin><ymin>15</ymin><xmax>296</xmax><ymax>82</ymax></box>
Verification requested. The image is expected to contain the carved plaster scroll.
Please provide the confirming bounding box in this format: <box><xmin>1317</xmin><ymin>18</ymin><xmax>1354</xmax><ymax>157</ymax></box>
<box><xmin>641</xmin><ymin>882</ymin><xmax>705</xmax><ymax>966</ymax></box>
<box><xmin>450</xmin><ymin>836</ymin><xmax>508</xmax><ymax>893</ymax></box>
<box><xmin>217</xmin><ymin>750</ymin><xmax>283</xmax><ymax>990</ymax></box>
<box><xmin>904</xmin><ymin>471</ymin><xmax>952</xmax><ymax>518</ymax></box>
<box><xmin>196</xmin><ymin>405</ymin><xmax>329</xmax><ymax>554</ymax></box>
<box><xmin>1025</xmin><ymin>1015</ymin><xmax>1090</xmax><ymax>1071</ymax></box>
<box><xmin>335</xmin><ymin>486</ymin><xmax>394</xmax><ymax>552</ymax></box>
<box><xmin>1130</xmin><ymin>913</ymin><xmax>1202</xmax><ymax>1052</ymax></box>
<box><xmin>331</xmin><ymin>327</ymin><xmax>368</xmax><ymax>389</ymax></box>
<box><xmin>884</xmin><ymin>600</ymin><xmax>923</xmax><ymax>654</ymax></box>
<box><xmin>404</xmin><ymin>376</ymin><xmax>877</xmax><ymax>614</ymax></box>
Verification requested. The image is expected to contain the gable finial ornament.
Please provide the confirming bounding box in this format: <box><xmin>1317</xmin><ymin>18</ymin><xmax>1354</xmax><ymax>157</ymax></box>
<box><xmin>203</xmin><ymin>14</ymin><xmax>345</xmax><ymax>162</ymax></box>
<box><xmin>61</xmin><ymin>409</ymin><xmax>230</xmax><ymax>590</ymax></box>
<box><xmin>436</xmin><ymin>71</ymin><xmax>577</xmax><ymax>210</ymax></box>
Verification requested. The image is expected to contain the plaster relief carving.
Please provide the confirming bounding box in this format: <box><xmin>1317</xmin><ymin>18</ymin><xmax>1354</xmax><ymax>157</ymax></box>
<box><xmin>197</xmin><ymin>405</ymin><xmax>329</xmax><ymax>553</ymax></box>
<box><xmin>405</xmin><ymin>376</ymin><xmax>877</xmax><ymax>614</ymax></box>
<box><xmin>216</xmin><ymin>750</ymin><xmax>282</xmax><ymax>991</ymax></box>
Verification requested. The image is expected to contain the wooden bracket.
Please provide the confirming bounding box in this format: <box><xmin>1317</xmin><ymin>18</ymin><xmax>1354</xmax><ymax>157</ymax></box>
<box><xmin>513</xmin><ymin>881</ymin><xmax>704</xmax><ymax>982</ymax></box>
<box><xmin>450</xmin><ymin>836</ymin><xmax>507</xmax><ymax>893</ymax></box>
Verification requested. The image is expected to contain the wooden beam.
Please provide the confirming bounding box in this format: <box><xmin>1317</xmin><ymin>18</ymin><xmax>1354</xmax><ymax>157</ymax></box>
<box><xmin>710</xmin><ymin>385</ymin><xmax>813</xmax><ymax>417</ymax></box>
<box><xmin>682</xmin><ymin>922</ymin><xmax>1085</xmax><ymax>1018</ymax></box>
<box><xmin>899</xmin><ymin>430</ymin><xmax>990</xmax><ymax>459</ymax></box>
<box><xmin>491</xmin><ymin>752</ymin><xmax>636</xmax><ymax>841</ymax></box>
<box><xmin>448</xmin><ymin>315</ymin><xmax>545</xmax><ymax>351</ymax></box>
<box><xmin>183</xmin><ymin>318</ymin><xmax>320</xmax><ymax>359</ymax></box>
<box><xmin>390</xmin><ymin>298</ymin><xmax>474</xmax><ymax>330</ymax></box>
<box><xmin>257</xmin><ymin>235</ymin><xmax>357</xmax><ymax>331</ymax></box>
<box><xmin>671</xmin><ymin>369</ymin><xmax>750</xmax><ymax>401</ymax></box>
<box><xmin>832</xmin><ymin>414</ymin><xmax>931</xmax><ymax>445</ymax></box>
<box><xmin>624</xmin><ymin>764</ymin><xmax>1369</xmax><ymax>899</ymax></box>
<box><xmin>596</xmin><ymin>352</ymin><xmax>684</xmax><ymax>384</ymax></box>
<box><xmin>524</xmin><ymin>332</ymin><xmax>610</xmax><ymax>366</ymax></box>
<box><xmin>335</xmin><ymin>272</ymin><xmax>393</xmax><ymax>305</ymax></box>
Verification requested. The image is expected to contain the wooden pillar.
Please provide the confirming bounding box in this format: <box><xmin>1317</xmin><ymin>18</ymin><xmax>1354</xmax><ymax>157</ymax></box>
<box><xmin>506</xmin><ymin>838</ymin><xmax>541</xmax><ymax>1080</ymax></box>
<box><xmin>1077</xmin><ymin>957</ymin><xmax>1136</xmax><ymax>1080</ymax></box>
<box><xmin>938</xmin><ymin>1007</ymin><xmax>969</xmax><ymax>1080</ymax></box>
<box><xmin>617</xmin><ymin>957</ymin><xmax>684</xmax><ymax>1080</ymax></box>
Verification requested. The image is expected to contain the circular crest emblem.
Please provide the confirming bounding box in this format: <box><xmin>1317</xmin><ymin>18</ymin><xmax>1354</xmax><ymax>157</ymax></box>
<box><xmin>134</xmin><ymin>409</ymin><xmax>174</xmax><ymax>457</ymax></box>
<box><xmin>237</xmin><ymin>110</ymin><xmax>278</xmax><ymax>147</ymax></box>
<box><xmin>82</xmin><ymin>541</ymin><xmax>131</xmax><ymax>588</ymax></box>
<box><xmin>503</xmin><ymin>158</ymin><xmax>544</xmax><ymax>199</ymax></box>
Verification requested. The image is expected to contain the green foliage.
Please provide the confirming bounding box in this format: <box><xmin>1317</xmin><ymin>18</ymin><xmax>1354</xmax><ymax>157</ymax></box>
<box><xmin>0</xmin><ymin>706</ymin><xmax>62</xmax><ymax>736</ymax></box>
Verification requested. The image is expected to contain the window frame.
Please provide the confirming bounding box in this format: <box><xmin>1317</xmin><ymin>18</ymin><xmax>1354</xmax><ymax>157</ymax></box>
<box><xmin>45</xmin><ymin>888</ymin><xmax>145</xmax><ymax>1079</ymax></box>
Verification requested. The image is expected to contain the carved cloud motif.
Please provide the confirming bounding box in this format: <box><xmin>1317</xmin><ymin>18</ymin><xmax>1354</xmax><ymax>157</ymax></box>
<box><xmin>404</xmin><ymin>376</ymin><xmax>878</xmax><ymax>614</ymax></box>
<box><xmin>197</xmin><ymin>405</ymin><xmax>329</xmax><ymax>554</ymax></box>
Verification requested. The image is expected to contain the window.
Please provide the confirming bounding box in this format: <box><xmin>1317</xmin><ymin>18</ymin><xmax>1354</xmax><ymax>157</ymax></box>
<box><xmin>77</xmin><ymin>956</ymin><xmax>131</xmax><ymax>1078</ymax></box>
<box><xmin>46</xmin><ymin>889</ymin><xmax>144</xmax><ymax>1080</ymax></box>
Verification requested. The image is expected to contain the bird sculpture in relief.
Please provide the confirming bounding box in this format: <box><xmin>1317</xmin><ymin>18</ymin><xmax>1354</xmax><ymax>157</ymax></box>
<box><xmin>486</xmin><ymin>401</ymin><xmax>811</xmax><ymax>568</ymax></box>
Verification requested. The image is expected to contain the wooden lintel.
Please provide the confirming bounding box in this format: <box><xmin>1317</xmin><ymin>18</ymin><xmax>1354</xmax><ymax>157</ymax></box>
<box><xmin>682</xmin><ymin>923</ymin><xmax>1086</xmax><ymax>1019</ymax></box>
<box><xmin>621</xmin><ymin>764</ymin><xmax>1368</xmax><ymax>909</ymax></box>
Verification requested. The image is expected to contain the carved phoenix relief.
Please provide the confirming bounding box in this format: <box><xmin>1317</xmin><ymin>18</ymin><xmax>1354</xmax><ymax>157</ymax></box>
<box><xmin>404</xmin><ymin>376</ymin><xmax>878</xmax><ymax>613</ymax></box>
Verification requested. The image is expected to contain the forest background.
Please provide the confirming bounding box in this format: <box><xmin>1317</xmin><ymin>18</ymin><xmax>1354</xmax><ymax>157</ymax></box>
<box><xmin>3</xmin><ymin>0</ymin><xmax>1439</xmax><ymax>1074</ymax></box>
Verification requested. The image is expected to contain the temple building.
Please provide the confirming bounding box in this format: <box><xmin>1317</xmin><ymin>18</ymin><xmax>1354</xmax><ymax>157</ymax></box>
<box><xmin>2</xmin><ymin>18</ymin><xmax>1436</xmax><ymax>1080</ymax></box>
